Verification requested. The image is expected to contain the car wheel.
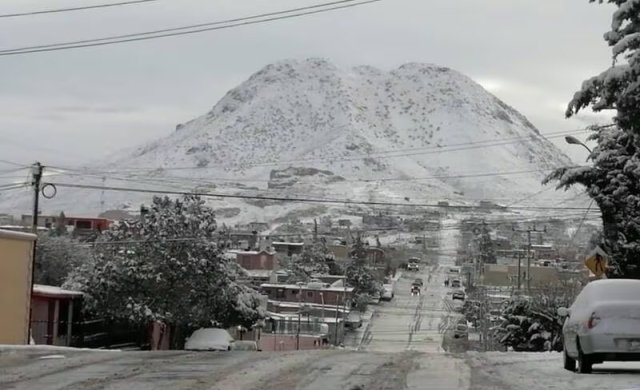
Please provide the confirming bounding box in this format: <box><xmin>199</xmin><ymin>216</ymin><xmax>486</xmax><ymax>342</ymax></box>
<box><xmin>576</xmin><ymin>338</ymin><xmax>592</xmax><ymax>374</ymax></box>
<box><xmin>563</xmin><ymin>344</ymin><xmax>576</xmax><ymax>372</ymax></box>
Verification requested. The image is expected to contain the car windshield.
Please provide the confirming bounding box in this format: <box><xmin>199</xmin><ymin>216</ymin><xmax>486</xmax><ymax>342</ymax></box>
<box><xmin>592</xmin><ymin>281</ymin><xmax>640</xmax><ymax>301</ymax></box>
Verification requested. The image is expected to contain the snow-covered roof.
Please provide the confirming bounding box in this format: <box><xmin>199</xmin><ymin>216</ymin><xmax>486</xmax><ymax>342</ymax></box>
<box><xmin>33</xmin><ymin>284</ymin><xmax>84</xmax><ymax>298</ymax></box>
<box><xmin>227</xmin><ymin>250</ymin><xmax>274</xmax><ymax>255</ymax></box>
<box><xmin>272</xmin><ymin>242</ymin><xmax>304</xmax><ymax>246</ymax></box>
<box><xmin>244</xmin><ymin>270</ymin><xmax>273</xmax><ymax>278</ymax></box>
<box><xmin>0</xmin><ymin>229</ymin><xmax>37</xmax><ymax>241</ymax></box>
<box><xmin>261</xmin><ymin>283</ymin><xmax>354</xmax><ymax>293</ymax></box>
<box><xmin>268</xmin><ymin>300</ymin><xmax>348</xmax><ymax>311</ymax></box>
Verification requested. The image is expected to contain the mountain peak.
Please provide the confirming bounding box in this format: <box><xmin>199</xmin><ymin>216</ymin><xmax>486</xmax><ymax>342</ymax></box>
<box><xmin>5</xmin><ymin>59</ymin><xmax>575</xmax><ymax>220</ymax></box>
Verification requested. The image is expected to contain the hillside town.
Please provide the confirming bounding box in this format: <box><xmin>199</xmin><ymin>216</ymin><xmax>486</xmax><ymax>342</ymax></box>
<box><xmin>0</xmin><ymin>198</ymin><xmax>600</xmax><ymax>354</ymax></box>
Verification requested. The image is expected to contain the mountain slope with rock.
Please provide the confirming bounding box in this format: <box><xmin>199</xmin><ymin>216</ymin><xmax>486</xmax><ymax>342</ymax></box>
<box><xmin>1</xmin><ymin>59</ymin><xmax>579</xmax><ymax>222</ymax></box>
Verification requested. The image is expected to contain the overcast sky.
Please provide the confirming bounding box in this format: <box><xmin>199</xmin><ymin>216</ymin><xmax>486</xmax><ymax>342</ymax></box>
<box><xmin>0</xmin><ymin>0</ymin><xmax>615</xmax><ymax>172</ymax></box>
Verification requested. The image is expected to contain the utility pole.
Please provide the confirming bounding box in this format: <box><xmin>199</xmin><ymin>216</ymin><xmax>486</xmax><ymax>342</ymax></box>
<box><xmin>513</xmin><ymin>225</ymin><xmax>546</xmax><ymax>292</ymax></box>
<box><xmin>296</xmin><ymin>285</ymin><xmax>302</xmax><ymax>350</ymax></box>
<box><xmin>28</xmin><ymin>162</ymin><xmax>44</xmax><ymax>342</ymax></box>
<box><xmin>516</xmin><ymin>250</ymin><xmax>522</xmax><ymax>291</ymax></box>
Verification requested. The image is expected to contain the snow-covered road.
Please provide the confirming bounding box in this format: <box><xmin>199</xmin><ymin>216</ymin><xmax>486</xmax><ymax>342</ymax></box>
<box><xmin>469</xmin><ymin>351</ymin><xmax>640</xmax><ymax>389</ymax></box>
<box><xmin>0</xmin><ymin>348</ymin><xmax>472</xmax><ymax>390</ymax></box>
<box><xmin>5</xmin><ymin>218</ymin><xmax>640</xmax><ymax>389</ymax></box>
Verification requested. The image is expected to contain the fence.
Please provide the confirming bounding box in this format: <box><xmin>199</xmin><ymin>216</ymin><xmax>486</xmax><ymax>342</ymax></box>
<box><xmin>30</xmin><ymin>318</ymin><xmax>145</xmax><ymax>349</ymax></box>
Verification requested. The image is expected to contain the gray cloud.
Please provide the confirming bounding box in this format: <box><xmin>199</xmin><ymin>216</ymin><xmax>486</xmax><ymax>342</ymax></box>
<box><xmin>0</xmin><ymin>0</ymin><xmax>617</xmax><ymax>166</ymax></box>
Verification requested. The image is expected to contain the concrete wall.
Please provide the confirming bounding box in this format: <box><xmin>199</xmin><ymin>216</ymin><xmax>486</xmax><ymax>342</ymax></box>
<box><xmin>236</xmin><ymin>251</ymin><xmax>277</xmax><ymax>270</ymax></box>
<box><xmin>482</xmin><ymin>264</ymin><xmax>588</xmax><ymax>287</ymax></box>
<box><xmin>0</xmin><ymin>229</ymin><xmax>36</xmax><ymax>345</ymax></box>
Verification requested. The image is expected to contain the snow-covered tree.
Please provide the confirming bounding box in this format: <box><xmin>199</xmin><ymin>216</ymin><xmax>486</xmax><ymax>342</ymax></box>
<box><xmin>346</xmin><ymin>235</ymin><xmax>383</xmax><ymax>305</ymax></box>
<box><xmin>65</xmin><ymin>195</ymin><xmax>265</xmax><ymax>347</ymax></box>
<box><xmin>494</xmin><ymin>285</ymin><xmax>576</xmax><ymax>352</ymax></box>
<box><xmin>35</xmin><ymin>233</ymin><xmax>91</xmax><ymax>286</ymax></box>
<box><xmin>284</xmin><ymin>241</ymin><xmax>334</xmax><ymax>283</ymax></box>
<box><xmin>494</xmin><ymin>297</ymin><xmax>563</xmax><ymax>352</ymax></box>
<box><xmin>545</xmin><ymin>1</ymin><xmax>640</xmax><ymax>278</ymax></box>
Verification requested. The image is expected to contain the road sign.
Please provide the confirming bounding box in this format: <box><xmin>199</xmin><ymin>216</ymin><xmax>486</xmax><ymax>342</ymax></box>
<box><xmin>584</xmin><ymin>246</ymin><xmax>608</xmax><ymax>277</ymax></box>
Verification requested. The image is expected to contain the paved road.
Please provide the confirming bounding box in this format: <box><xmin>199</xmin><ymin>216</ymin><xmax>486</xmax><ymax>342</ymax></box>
<box><xmin>0</xmin><ymin>347</ymin><xmax>471</xmax><ymax>390</ymax></box>
<box><xmin>360</xmin><ymin>219</ymin><xmax>465</xmax><ymax>354</ymax></box>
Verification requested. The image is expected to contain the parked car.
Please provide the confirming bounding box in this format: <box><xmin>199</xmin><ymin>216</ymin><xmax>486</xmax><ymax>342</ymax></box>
<box><xmin>559</xmin><ymin>279</ymin><xmax>640</xmax><ymax>374</ymax></box>
<box><xmin>185</xmin><ymin>328</ymin><xmax>235</xmax><ymax>351</ymax></box>
<box><xmin>452</xmin><ymin>290</ymin><xmax>465</xmax><ymax>301</ymax></box>
<box><xmin>381</xmin><ymin>283</ymin><xmax>395</xmax><ymax>301</ymax></box>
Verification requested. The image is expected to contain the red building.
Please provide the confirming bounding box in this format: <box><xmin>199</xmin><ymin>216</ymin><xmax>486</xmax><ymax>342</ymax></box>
<box><xmin>260</xmin><ymin>283</ymin><xmax>354</xmax><ymax>307</ymax></box>
<box><xmin>30</xmin><ymin>284</ymin><xmax>83</xmax><ymax>346</ymax></box>
<box><xmin>233</xmin><ymin>250</ymin><xmax>277</xmax><ymax>270</ymax></box>
<box><xmin>21</xmin><ymin>214</ymin><xmax>112</xmax><ymax>235</ymax></box>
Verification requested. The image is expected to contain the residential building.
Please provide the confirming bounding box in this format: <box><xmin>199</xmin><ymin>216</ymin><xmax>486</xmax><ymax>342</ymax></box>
<box><xmin>261</xmin><ymin>282</ymin><xmax>354</xmax><ymax>308</ymax></box>
<box><xmin>248</xmin><ymin>222</ymin><xmax>270</xmax><ymax>232</ymax></box>
<box><xmin>0</xmin><ymin>229</ymin><xmax>37</xmax><ymax>345</ymax></box>
<box><xmin>227</xmin><ymin>250</ymin><xmax>279</xmax><ymax>286</ymax></box>
<box><xmin>21</xmin><ymin>214</ymin><xmax>111</xmax><ymax>235</ymax></box>
<box><xmin>531</xmin><ymin>244</ymin><xmax>557</xmax><ymax>260</ymax></box>
<box><xmin>481</xmin><ymin>263</ymin><xmax>588</xmax><ymax>287</ymax></box>
<box><xmin>0</xmin><ymin>213</ymin><xmax>14</xmax><ymax>225</ymax></box>
<box><xmin>367</xmin><ymin>247</ymin><xmax>386</xmax><ymax>269</ymax></box>
<box><xmin>30</xmin><ymin>285</ymin><xmax>83</xmax><ymax>346</ymax></box>
<box><xmin>327</xmin><ymin>244</ymin><xmax>349</xmax><ymax>261</ymax></box>
<box><xmin>272</xmin><ymin>241</ymin><xmax>304</xmax><ymax>257</ymax></box>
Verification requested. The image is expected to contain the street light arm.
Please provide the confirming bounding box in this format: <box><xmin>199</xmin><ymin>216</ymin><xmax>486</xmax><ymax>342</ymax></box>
<box><xmin>565</xmin><ymin>135</ymin><xmax>593</xmax><ymax>160</ymax></box>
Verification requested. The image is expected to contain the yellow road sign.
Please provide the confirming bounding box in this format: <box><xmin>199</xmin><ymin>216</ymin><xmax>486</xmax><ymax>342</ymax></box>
<box><xmin>585</xmin><ymin>246</ymin><xmax>608</xmax><ymax>277</ymax></box>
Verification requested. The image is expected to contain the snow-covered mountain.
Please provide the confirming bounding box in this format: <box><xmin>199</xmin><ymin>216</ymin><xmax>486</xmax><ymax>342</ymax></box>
<box><xmin>2</xmin><ymin>59</ymin><xmax>580</xmax><ymax>223</ymax></box>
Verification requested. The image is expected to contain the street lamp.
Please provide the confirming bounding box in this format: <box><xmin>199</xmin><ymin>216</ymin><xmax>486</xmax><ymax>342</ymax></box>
<box><xmin>565</xmin><ymin>136</ymin><xmax>593</xmax><ymax>161</ymax></box>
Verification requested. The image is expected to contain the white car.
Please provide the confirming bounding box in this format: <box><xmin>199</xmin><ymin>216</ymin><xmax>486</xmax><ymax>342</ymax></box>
<box><xmin>185</xmin><ymin>328</ymin><xmax>235</xmax><ymax>351</ymax></box>
<box><xmin>558</xmin><ymin>279</ymin><xmax>640</xmax><ymax>374</ymax></box>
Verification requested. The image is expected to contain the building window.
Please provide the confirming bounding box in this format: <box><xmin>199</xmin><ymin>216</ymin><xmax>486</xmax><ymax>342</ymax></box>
<box><xmin>276</xmin><ymin>289</ymin><xmax>285</xmax><ymax>299</ymax></box>
<box><xmin>76</xmin><ymin>220</ymin><xmax>92</xmax><ymax>229</ymax></box>
<box><xmin>306</xmin><ymin>291</ymin><xmax>313</xmax><ymax>299</ymax></box>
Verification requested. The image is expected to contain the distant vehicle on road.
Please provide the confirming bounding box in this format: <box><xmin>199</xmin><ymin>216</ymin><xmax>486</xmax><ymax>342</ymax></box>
<box><xmin>453</xmin><ymin>323</ymin><xmax>469</xmax><ymax>339</ymax></box>
<box><xmin>411</xmin><ymin>284</ymin><xmax>421</xmax><ymax>296</ymax></box>
<box><xmin>413</xmin><ymin>278</ymin><xmax>423</xmax><ymax>287</ymax></box>
<box><xmin>449</xmin><ymin>267</ymin><xmax>461</xmax><ymax>274</ymax></box>
<box><xmin>407</xmin><ymin>257</ymin><xmax>420</xmax><ymax>272</ymax></box>
<box><xmin>559</xmin><ymin>279</ymin><xmax>640</xmax><ymax>374</ymax></box>
<box><xmin>451</xmin><ymin>279</ymin><xmax>461</xmax><ymax>288</ymax></box>
<box><xmin>452</xmin><ymin>290</ymin><xmax>465</xmax><ymax>301</ymax></box>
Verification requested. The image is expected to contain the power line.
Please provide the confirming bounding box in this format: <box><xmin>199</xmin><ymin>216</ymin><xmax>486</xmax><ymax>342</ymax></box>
<box><xmin>0</xmin><ymin>0</ymin><xmax>383</xmax><ymax>56</ymax></box>
<box><xmin>46</xmin><ymin>182</ymin><xmax>601</xmax><ymax>211</ymax></box>
<box><xmin>0</xmin><ymin>0</ymin><xmax>162</xmax><ymax>18</ymax></box>
<box><xmin>0</xmin><ymin>159</ymin><xmax>28</xmax><ymax>167</ymax></box>
<box><xmin>52</xmin><ymin>165</ymin><xmax>582</xmax><ymax>185</ymax></box>
<box><xmin>45</xmin><ymin>127</ymin><xmax>600</xmax><ymax>176</ymax></box>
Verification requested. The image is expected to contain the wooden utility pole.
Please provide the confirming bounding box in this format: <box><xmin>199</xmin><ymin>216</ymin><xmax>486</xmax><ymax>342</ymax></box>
<box><xmin>513</xmin><ymin>225</ymin><xmax>546</xmax><ymax>292</ymax></box>
<box><xmin>28</xmin><ymin>162</ymin><xmax>44</xmax><ymax>342</ymax></box>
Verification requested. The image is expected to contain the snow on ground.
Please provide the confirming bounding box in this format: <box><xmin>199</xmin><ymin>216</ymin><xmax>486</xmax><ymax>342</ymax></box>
<box><xmin>468</xmin><ymin>351</ymin><xmax>640</xmax><ymax>390</ymax></box>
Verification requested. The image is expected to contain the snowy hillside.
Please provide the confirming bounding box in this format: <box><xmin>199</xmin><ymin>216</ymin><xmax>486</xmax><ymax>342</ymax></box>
<box><xmin>1</xmin><ymin>59</ymin><xmax>581</xmax><ymax>222</ymax></box>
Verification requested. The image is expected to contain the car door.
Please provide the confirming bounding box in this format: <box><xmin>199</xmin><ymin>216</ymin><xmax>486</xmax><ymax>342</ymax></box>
<box><xmin>563</xmin><ymin>288</ymin><xmax>590</xmax><ymax>357</ymax></box>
